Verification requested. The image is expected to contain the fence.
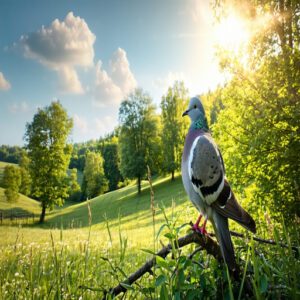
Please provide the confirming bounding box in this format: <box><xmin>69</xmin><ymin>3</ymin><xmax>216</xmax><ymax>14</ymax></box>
<box><xmin>0</xmin><ymin>211</ymin><xmax>36</xmax><ymax>225</ymax></box>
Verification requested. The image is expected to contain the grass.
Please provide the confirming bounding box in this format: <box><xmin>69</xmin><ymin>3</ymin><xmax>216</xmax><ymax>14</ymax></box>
<box><xmin>0</xmin><ymin>174</ymin><xmax>299</xmax><ymax>299</ymax></box>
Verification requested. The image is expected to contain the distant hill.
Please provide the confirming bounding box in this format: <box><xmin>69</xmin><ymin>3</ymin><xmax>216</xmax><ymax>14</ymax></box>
<box><xmin>0</xmin><ymin>187</ymin><xmax>41</xmax><ymax>216</ymax></box>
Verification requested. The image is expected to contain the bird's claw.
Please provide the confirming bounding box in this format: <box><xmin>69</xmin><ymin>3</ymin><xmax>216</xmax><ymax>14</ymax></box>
<box><xmin>191</xmin><ymin>224</ymin><xmax>207</xmax><ymax>235</ymax></box>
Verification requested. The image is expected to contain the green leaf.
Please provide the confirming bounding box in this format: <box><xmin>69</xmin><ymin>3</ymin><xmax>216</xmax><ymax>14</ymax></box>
<box><xmin>120</xmin><ymin>282</ymin><xmax>134</xmax><ymax>291</ymax></box>
<box><xmin>164</xmin><ymin>232</ymin><xmax>175</xmax><ymax>239</ymax></box>
<box><xmin>160</xmin><ymin>283</ymin><xmax>169</xmax><ymax>300</ymax></box>
<box><xmin>259</xmin><ymin>274</ymin><xmax>268</xmax><ymax>293</ymax></box>
<box><xmin>156</xmin><ymin>256</ymin><xmax>169</xmax><ymax>269</ymax></box>
<box><xmin>140</xmin><ymin>248</ymin><xmax>156</xmax><ymax>255</ymax></box>
<box><xmin>155</xmin><ymin>274</ymin><xmax>167</xmax><ymax>287</ymax></box>
<box><xmin>156</xmin><ymin>224</ymin><xmax>168</xmax><ymax>239</ymax></box>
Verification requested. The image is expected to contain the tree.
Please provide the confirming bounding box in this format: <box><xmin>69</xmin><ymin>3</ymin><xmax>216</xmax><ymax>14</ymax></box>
<box><xmin>160</xmin><ymin>81</ymin><xmax>189</xmax><ymax>180</ymax></box>
<box><xmin>101</xmin><ymin>137</ymin><xmax>123</xmax><ymax>191</ymax></box>
<box><xmin>119</xmin><ymin>88</ymin><xmax>161</xmax><ymax>193</ymax></box>
<box><xmin>25</xmin><ymin>101</ymin><xmax>73</xmax><ymax>223</ymax></box>
<box><xmin>82</xmin><ymin>151</ymin><xmax>108</xmax><ymax>199</ymax></box>
<box><xmin>3</xmin><ymin>165</ymin><xmax>21</xmax><ymax>202</ymax></box>
<box><xmin>211</xmin><ymin>0</ymin><xmax>300</xmax><ymax>220</ymax></box>
<box><xmin>19</xmin><ymin>151</ymin><xmax>32</xmax><ymax>196</ymax></box>
<box><xmin>68</xmin><ymin>168</ymin><xmax>81</xmax><ymax>202</ymax></box>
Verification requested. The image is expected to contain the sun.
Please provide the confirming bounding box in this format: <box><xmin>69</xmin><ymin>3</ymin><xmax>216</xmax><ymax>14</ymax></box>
<box><xmin>213</xmin><ymin>14</ymin><xmax>250</xmax><ymax>51</ymax></box>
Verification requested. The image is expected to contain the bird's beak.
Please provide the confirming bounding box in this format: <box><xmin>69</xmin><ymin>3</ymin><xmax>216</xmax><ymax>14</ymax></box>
<box><xmin>182</xmin><ymin>110</ymin><xmax>189</xmax><ymax>117</ymax></box>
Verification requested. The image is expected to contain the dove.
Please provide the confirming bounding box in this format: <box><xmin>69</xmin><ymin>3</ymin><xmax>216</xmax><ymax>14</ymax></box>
<box><xmin>181</xmin><ymin>97</ymin><xmax>256</xmax><ymax>269</ymax></box>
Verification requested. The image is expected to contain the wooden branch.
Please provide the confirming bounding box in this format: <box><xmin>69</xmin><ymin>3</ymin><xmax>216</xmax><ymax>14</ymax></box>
<box><xmin>102</xmin><ymin>231</ymin><xmax>222</xmax><ymax>299</ymax></box>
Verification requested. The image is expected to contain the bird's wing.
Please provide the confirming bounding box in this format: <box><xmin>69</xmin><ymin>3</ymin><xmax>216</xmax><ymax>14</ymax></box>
<box><xmin>212</xmin><ymin>180</ymin><xmax>256</xmax><ymax>233</ymax></box>
<box><xmin>189</xmin><ymin>135</ymin><xmax>256</xmax><ymax>233</ymax></box>
<box><xmin>189</xmin><ymin>134</ymin><xmax>225</xmax><ymax>205</ymax></box>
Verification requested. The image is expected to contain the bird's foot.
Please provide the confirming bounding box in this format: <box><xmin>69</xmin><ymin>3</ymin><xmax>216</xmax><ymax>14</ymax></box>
<box><xmin>191</xmin><ymin>216</ymin><xmax>208</xmax><ymax>235</ymax></box>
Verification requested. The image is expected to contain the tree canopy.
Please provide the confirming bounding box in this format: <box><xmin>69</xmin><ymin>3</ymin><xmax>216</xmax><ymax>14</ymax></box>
<box><xmin>119</xmin><ymin>88</ymin><xmax>161</xmax><ymax>193</ymax></box>
<box><xmin>24</xmin><ymin>101</ymin><xmax>73</xmax><ymax>223</ymax></box>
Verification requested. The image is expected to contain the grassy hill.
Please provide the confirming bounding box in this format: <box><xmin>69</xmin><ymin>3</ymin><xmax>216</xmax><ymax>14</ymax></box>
<box><xmin>0</xmin><ymin>187</ymin><xmax>41</xmax><ymax>216</ymax></box>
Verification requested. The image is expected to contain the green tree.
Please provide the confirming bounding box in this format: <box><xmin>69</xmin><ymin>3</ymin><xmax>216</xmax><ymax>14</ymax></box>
<box><xmin>25</xmin><ymin>101</ymin><xmax>73</xmax><ymax>223</ymax></box>
<box><xmin>101</xmin><ymin>136</ymin><xmax>123</xmax><ymax>191</ymax></box>
<box><xmin>3</xmin><ymin>165</ymin><xmax>21</xmax><ymax>202</ymax></box>
<box><xmin>19</xmin><ymin>151</ymin><xmax>32</xmax><ymax>196</ymax></box>
<box><xmin>119</xmin><ymin>88</ymin><xmax>161</xmax><ymax>193</ymax></box>
<box><xmin>160</xmin><ymin>81</ymin><xmax>189</xmax><ymax>180</ymax></box>
<box><xmin>68</xmin><ymin>168</ymin><xmax>81</xmax><ymax>201</ymax></box>
<box><xmin>211</xmin><ymin>0</ymin><xmax>300</xmax><ymax>221</ymax></box>
<box><xmin>82</xmin><ymin>151</ymin><xmax>108</xmax><ymax>199</ymax></box>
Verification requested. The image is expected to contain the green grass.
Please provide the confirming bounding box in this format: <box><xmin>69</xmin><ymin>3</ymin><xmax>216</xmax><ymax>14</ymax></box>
<box><xmin>0</xmin><ymin>174</ymin><xmax>299</xmax><ymax>299</ymax></box>
<box><xmin>0</xmin><ymin>187</ymin><xmax>41</xmax><ymax>216</ymax></box>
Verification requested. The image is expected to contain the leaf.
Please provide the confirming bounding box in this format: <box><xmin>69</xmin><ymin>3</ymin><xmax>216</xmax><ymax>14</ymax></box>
<box><xmin>140</xmin><ymin>248</ymin><xmax>156</xmax><ymax>255</ymax></box>
<box><xmin>120</xmin><ymin>282</ymin><xmax>134</xmax><ymax>291</ymax></box>
<box><xmin>156</xmin><ymin>256</ymin><xmax>169</xmax><ymax>269</ymax></box>
<box><xmin>259</xmin><ymin>274</ymin><xmax>268</xmax><ymax>293</ymax></box>
<box><xmin>156</xmin><ymin>224</ymin><xmax>168</xmax><ymax>240</ymax></box>
<box><xmin>155</xmin><ymin>274</ymin><xmax>167</xmax><ymax>287</ymax></box>
<box><xmin>164</xmin><ymin>232</ymin><xmax>175</xmax><ymax>239</ymax></box>
<box><xmin>160</xmin><ymin>283</ymin><xmax>169</xmax><ymax>300</ymax></box>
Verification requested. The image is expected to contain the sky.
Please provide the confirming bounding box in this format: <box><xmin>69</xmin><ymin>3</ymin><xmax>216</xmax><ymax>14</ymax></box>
<box><xmin>0</xmin><ymin>0</ymin><xmax>226</xmax><ymax>146</ymax></box>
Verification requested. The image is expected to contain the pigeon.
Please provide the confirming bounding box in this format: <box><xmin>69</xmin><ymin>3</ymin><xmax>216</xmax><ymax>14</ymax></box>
<box><xmin>181</xmin><ymin>97</ymin><xmax>256</xmax><ymax>270</ymax></box>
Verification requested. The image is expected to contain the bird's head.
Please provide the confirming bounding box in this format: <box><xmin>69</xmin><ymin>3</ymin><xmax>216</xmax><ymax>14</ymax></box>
<box><xmin>182</xmin><ymin>97</ymin><xmax>209</xmax><ymax>130</ymax></box>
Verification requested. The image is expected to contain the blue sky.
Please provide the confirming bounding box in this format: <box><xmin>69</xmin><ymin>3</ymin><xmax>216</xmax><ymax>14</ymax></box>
<box><xmin>0</xmin><ymin>0</ymin><xmax>225</xmax><ymax>145</ymax></box>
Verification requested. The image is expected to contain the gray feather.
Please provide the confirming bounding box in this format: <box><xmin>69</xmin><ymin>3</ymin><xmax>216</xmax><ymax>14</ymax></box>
<box><xmin>212</xmin><ymin>211</ymin><xmax>236</xmax><ymax>270</ymax></box>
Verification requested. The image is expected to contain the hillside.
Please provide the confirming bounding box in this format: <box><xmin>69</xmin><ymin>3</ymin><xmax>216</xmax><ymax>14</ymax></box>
<box><xmin>0</xmin><ymin>187</ymin><xmax>41</xmax><ymax>216</ymax></box>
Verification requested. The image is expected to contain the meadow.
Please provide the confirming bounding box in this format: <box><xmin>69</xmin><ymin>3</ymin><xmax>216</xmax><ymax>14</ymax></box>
<box><xmin>0</xmin><ymin>173</ymin><xmax>299</xmax><ymax>299</ymax></box>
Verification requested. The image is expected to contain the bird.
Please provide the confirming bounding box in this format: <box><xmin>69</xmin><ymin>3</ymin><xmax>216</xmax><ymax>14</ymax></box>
<box><xmin>181</xmin><ymin>96</ymin><xmax>256</xmax><ymax>270</ymax></box>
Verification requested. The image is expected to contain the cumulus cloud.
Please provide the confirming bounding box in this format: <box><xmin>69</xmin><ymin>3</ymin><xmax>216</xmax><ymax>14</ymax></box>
<box><xmin>0</xmin><ymin>71</ymin><xmax>11</xmax><ymax>90</ymax></box>
<box><xmin>73</xmin><ymin>114</ymin><xmax>88</xmax><ymax>133</ymax></box>
<box><xmin>9</xmin><ymin>101</ymin><xmax>29</xmax><ymax>114</ymax></box>
<box><xmin>20</xmin><ymin>11</ymin><xmax>95</xmax><ymax>94</ymax></box>
<box><xmin>93</xmin><ymin>48</ymin><xmax>137</xmax><ymax>107</ymax></box>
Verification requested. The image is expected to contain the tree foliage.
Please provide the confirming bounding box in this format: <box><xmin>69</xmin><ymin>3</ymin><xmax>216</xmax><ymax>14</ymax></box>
<box><xmin>119</xmin><ymin>88</ymin><xmax>161</xmax><ymax>193</ymax></box>
<box><xmin>3</xmin><ymin>165</ymin><xmax>21</xmax><ymax>202</ymax></box>
<box><xmin>19</xmin><ymin>151</ymin><xmax>32</xmax><ymax>196</ymax></box>
<box><xmin>25</xmin><ymin>101</ymin><xmax>73</xmax><ymax>223</ymax></box>
<box><xmin>99</xmin><ymin>136</ymin><xmax>123</xmax><ymax>191</ymax></box>
<box><xmin>82</xmin><ymin>151</ymin><xmax>108</xmax><ymax>199</ymax></box>
<box><xmin>68</xmin><ymin>168</ymin><xmax>81</xmax><ymax>202</ymax></box>
<box><xmin>160</xmin><ymin>81</ymin><xmax>189</xmax><ymax>180</ymax></box>
<box><xmin>211</xmin><ymin>0</ymin><xmax>300</xmax><ymax>221</ymax></box>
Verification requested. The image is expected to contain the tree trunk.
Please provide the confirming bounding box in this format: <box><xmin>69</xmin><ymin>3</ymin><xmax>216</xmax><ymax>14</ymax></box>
<box><xmin>39</xmin><ymin>203</ymin><xmax>46</xmax><ymax>223</ymax></box>
<box><xmin>137</xmin><ymin>176</ymin><xmax>141</xmax><ymax>194</ymax></box>
<box><xmin>171</xmin><ymin>170</ymin><xmax>175</xmax><ymax>181</ymax></box>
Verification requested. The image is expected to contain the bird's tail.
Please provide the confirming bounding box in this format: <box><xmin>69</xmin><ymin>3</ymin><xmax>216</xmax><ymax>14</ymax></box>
<box><xmin>212</xmin><ymin>211</ymin><xmax>236</xmax><ymax>270</ymax></box>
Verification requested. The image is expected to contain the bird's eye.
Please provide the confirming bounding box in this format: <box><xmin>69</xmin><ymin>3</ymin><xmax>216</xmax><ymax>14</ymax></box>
<box><xmin>194</xmin><ymin>105</ymin><xmax>197</xmax><ymax>109</ymax></box>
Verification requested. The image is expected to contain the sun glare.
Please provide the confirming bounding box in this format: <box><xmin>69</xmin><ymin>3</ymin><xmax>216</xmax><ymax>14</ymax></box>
<box><xmin>213</xmin><ymin>15</ymin><xmax>250</xmax><ymax>51</ymax></box>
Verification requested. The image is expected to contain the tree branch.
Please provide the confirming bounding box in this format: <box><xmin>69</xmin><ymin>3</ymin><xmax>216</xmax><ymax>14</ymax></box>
<box><xmin>102</xmin><ymin>231</ymin><xmax>222</xmax><ymax>299</ymax></box>
<box><xmin>101</xmin><ymin>228</ymin><xmax>298</xmax><ymax>299</ymax></box>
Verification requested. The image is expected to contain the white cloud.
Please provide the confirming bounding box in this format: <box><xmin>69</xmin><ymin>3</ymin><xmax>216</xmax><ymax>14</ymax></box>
<box><xmin>58</xmin><ymin>66</ymin><xmax>84</xmax><ymax>94</ymax></box>
<box><xmin>93</xmin><ymin>48</ymin><xmax>137</xmax><ymax>107</ymax></box>
<box><xmin>9</xmin><ymin>101</ymin><xmax>29</xmax><ymax>114</ymax></box>
<box><xmin>109</xmin><ymin>48</ymin><xmax>137</xmax><ymax>96</ymax></box>
<box><xmin>0</xmin><ymin>72</ymin><xmax>11</xmax><ymax>90</ymax></box>
<box><xmin>20</xmin><ymin>11</ymin><xmax>95</xmax><ymax>94</ymax></box>
<box><xmin>73</xmin><ymin>114</ymin><xmax>88</xmax><ymax>133</ymax></box>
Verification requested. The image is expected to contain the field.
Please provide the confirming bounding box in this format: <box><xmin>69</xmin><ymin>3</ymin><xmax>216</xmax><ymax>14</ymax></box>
<box><xmin>0</xmin><ymin>174</ymin><xmax>299</xmax><ymax>299</ymax></box>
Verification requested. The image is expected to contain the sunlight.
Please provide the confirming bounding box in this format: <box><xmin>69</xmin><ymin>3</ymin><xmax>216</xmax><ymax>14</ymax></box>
<box><xmin>213</xmin><ymin>14</ymin><xmax>250</xmax><ymax>51</ymax></box>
